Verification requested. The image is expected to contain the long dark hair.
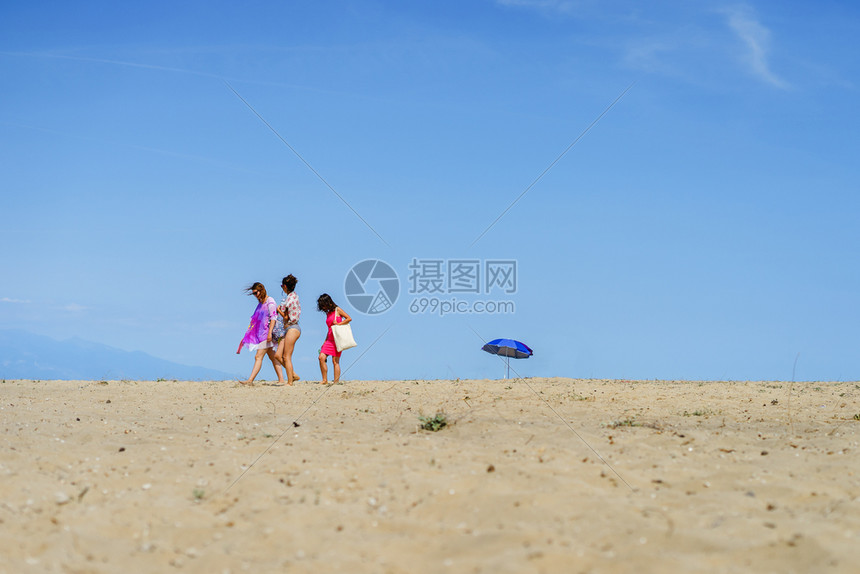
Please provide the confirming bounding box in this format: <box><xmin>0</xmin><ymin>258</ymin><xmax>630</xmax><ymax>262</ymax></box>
<box><xmin>317</xmin><ymin>293</ymin><xmax>337</xmax><ymax>314</ymax></box>
<box><xmin>244</xmin><ymin>282</ymin><xmax>266</xmax><ymax>299</ymax></box>
<box><xmin>282</xmin><ymin>274</ymin><xmax>298</xmax><ymax>293</ymax></box>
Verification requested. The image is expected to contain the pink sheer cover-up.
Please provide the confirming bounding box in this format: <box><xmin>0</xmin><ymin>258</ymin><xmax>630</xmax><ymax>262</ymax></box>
<box><xmin>240</xmin><ymin>296</ymin><xmax>277</xmax><ymax>352</ymax></box>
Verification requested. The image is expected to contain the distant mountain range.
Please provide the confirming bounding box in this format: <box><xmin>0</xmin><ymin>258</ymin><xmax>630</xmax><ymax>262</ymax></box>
<box><xmin>0</xmin><ymin>330</ymin><xmax>237</xmax><ymax>381</ymax></box>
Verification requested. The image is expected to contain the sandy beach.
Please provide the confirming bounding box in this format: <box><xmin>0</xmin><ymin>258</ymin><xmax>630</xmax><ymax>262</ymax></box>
<box><xmin>1</xmin><ymin>377</ymin><xmax>858</xmax><ymax>573</ymax></box>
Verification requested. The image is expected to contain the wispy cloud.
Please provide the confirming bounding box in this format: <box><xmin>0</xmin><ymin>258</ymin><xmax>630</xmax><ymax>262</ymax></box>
<box><xmin>722</xmin><ymin>5</ymin><xmax>788</xmax><ymax>88</ymax></box>
<box><xmin>495</xmin><ymin>0</ymin><xmax>583</xmax><ymax>15</ymax></box>
<box><xmin>1</xmin><ymin>297</ymin><xmax>31</xmax><ymax>304</ymax></box>
<box><xmin>202</xmin><ymin>320</ymin><xmax>234</xmax><ymax>331</ymax></box>
<box><xmin>0</xmin><ymin>50</ymin><xmax>224</xmax><ymax>79</ymax></box>
<box><xmin>61</xmin><ymin>303</ymin><xmax>87</xmax><ymax>312</ymax></box>
<box><xmin>0</xmin><ymin>120</ymin><xmax>264</xmax><ymax>175</ymax></box>
<box><xmin>622</xmin><ymin>37</ymin><xmax>676</xmax><ymax>75</ymax></box>
<box><xmin>0</xmin><ymin>49</ymin><xmax>321</xmax><ymax>91</ymax></box>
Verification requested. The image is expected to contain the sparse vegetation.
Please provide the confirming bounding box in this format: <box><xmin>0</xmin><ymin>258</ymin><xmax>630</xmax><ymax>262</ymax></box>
<box><xmin>605</xmin><ymin>418</ymin><xmax>639</xmax><ymax>428</ymax></box>
<box><xmin>683</xmin><ymin>409</ymin><xmax>715</xmax><ymax>417</ymax></box>
<box><xmin>853</xmin><ymin>413</ymin><xmax>860</xmax><ymax>421</ymax></box>
<box><xmin>192</xmin><ymin>488</ymin><xmax>205</xmax><ymax>501</ymax></box>
<box><xmin>419</xmin><ymin>412</ymin><xmax>448</xmax><ymax>432</ymax></box>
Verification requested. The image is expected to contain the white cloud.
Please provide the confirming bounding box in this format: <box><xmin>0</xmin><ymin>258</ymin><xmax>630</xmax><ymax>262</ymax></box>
<box><xmin>62</xmin><ymin>303</ymin><xmax>87</xmax><ymax>312</ymax></box>
<box><xmin>1</xmin><ymin>297</ymin><xmax>31</xmax><ymax>304</ymax></box>
<box><xmin>723</xmin><ymin>6</ymin><xmax>788</xmax><ymax>88</ymax></box>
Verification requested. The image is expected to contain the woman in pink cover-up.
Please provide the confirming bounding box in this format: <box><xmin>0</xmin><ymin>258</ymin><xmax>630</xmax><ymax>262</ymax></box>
<box><xmin>236</xmin><ymin>282</ymin><xmax>285</xmax><ymax>386</ymax></box>
<box><xmin>317</xmin><ymin>293</ymin><xmax>351</xmax><ymax>384</ymax></box>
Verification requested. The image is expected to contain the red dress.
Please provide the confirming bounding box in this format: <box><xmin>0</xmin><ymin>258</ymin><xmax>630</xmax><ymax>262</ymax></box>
<box><xmin>320</xmin><ymin>310</ymin><xmax>342</xmax><ymax>358</ymax></box>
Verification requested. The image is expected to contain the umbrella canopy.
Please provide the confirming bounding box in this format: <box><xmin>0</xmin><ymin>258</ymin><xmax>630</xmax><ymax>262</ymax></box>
<box><xmin>482</xmin><ymin>338</ymin><xmax>533</xmax><ymax>358</ymax></box>
<box><xmin>481</xmin><ymin>338</ymin><xmax>533</xmax><ymax>378</ymax></box>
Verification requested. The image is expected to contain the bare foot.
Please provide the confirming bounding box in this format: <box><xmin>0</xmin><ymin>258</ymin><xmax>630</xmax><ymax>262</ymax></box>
<box><xmin>292</xmin><ymin>374</ymin><xmax>301</xmax><ymax>382</ymax></box>
<box><xmin>239</xmin><ymin>380</ymin><xmax>254</xmax><ymax>386</ymax></box>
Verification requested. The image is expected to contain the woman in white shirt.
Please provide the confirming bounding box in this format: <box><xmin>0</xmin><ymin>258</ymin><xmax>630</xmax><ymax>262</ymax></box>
<box><xmin>275</xmin><ymin>274</ymin><xmax>302</xmax><ymax>385</ymax></box>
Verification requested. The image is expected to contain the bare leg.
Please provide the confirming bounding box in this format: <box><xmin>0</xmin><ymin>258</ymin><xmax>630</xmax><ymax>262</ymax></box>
<box><xmin>283</xmin><ymin>328</ymin><xmax>301</xmax><ymax>385</ymax></box>
<box><xmin>275</xmin><ymin>338</ymin><xmax>291</xmax><ymax>385</ymax></box>
<box><xmin>318</xmin><ymin>352</ymin><xmax>328</xmax><ymax>384</ymax></box>
<box><xmin>276</xmin><ymin>337</ymin><xmax>287</xmax><ymax>367</ymax></box>
<box><xmin>266</xmin><ymin>348</ymin><xmax>285</xmax><ymax>384</ymax></box>
<box><xmin>332</xmin><ymin>355</ymin><xmax>341</xmax><ymax>383</ymax></box>
<box><xmin>242</xmin><ymin>349</ymin><xmax>268</xmax><ymax>385</ymax></box>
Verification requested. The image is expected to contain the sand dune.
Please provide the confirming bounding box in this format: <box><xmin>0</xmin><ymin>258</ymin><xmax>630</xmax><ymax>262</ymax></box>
<box><xmin>1</xmin><ymin>377</ymin><xmax>858</xmax><ymax>573</ymax></box>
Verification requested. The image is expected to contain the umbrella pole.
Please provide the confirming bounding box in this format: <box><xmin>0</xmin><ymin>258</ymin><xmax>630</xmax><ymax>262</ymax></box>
<box><xmin>506</xmin><ymin>356</ymin><xmax>510</xmax><ymax>379</ymax></box>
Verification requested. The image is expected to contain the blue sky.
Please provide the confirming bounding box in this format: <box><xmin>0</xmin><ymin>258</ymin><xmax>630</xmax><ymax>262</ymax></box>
<box><xmin>1</xmin><ymin>0</ymin><xmax>858</xmax><ymax>381</ymax></box>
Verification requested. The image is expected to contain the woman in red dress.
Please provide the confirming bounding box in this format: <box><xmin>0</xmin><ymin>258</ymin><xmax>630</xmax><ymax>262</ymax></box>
<box><xmin>316</xmin><ymin>293</ymin><xmax>351</xmax><ymax>384</ymax></box>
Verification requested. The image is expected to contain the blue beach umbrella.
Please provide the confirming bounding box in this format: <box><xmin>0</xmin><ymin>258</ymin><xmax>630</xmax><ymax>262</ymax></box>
<box><xmin>481</xmin><ymin>338</ymin><xmax>533</xmax><ymax>379</ymax></box>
